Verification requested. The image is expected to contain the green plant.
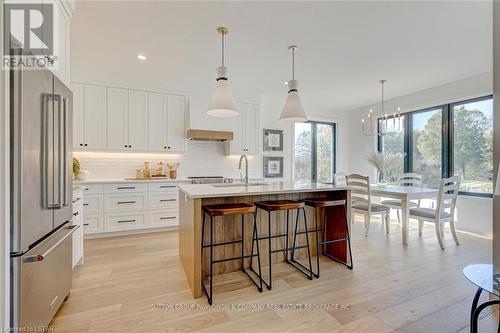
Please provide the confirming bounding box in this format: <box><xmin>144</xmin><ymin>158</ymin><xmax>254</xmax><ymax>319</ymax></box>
<box><xmin>73</xmin><ymin>158</ymin><xmax>80</xmax><ymax>177</ymax></box>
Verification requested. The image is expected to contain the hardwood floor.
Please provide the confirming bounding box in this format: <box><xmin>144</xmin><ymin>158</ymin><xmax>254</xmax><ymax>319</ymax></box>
<box><xmin>51</xmin><ymin>218</ymin><xmax>498</xmax><ymax>333</ymax></box>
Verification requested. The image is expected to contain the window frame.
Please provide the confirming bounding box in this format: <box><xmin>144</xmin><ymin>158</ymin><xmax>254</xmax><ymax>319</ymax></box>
<box><xmin>293</xmin><ymin>121</ymin><xmax>336</xmax><ymax>183</ymax></box>
<box><xmin>378</xmin><ymin>95</ymin><xmax>493</xmax><ymax>198</ymax></box>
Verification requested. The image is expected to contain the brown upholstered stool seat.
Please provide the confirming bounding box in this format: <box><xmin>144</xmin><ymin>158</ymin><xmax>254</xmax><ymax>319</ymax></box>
<box><xmin>203</xmin><ymin>203</ymin><xmax>256</xmax><ymax>216</ymax></box>
<box><xmin>302</xmin><ymin>198</ymin><xmax>346</xmax><ymax>208</ymax></box>
<box><xmin>255</xmin><ymin>200</ymin><xmax>304</xmax><ymax>212</ymax></box>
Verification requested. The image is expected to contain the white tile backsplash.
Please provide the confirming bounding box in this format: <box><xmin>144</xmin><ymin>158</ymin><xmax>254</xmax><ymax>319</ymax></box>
<box><xmin>74</xmin><ymin>141</ymin><xmax>262</xmax><ymax>180</ymax></box>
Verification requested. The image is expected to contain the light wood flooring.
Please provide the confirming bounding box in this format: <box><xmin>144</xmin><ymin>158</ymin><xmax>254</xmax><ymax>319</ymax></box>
<box><xmin>51</xmin><ymin>218</ymin><xmax>499</xmax><ymax>333</ymax></box>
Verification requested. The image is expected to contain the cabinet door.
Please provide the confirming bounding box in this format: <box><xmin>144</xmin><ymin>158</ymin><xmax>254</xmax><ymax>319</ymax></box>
<box><xmin>83</xmin><ymin>84</ymin><xmax>107</xmax><ymax>150</ymax></box>
<box><xmin>107</xmin><ymin>87</ymin><xmax>128</xmax><ymax>151</ymax></box>
<box><xmin>128</xmin><ymin>90</ymin><xmax>149</xmax><ymax>151</ymax></box>
<box><xmin>148</xmin><ymin>92</ymin><xmax>167</xmax><ymax>152</ymax></box>
<box><xmin>71</xmin><ymin>83</ymin><xmax>84</xmax><ymax>149</ymax></box>
<box><xmin>244</xmin><ymin>104</ymin><xmax>259</xmax><ymax>155</ymax></box>
<box><xmin>166</xmin><ymin>95</ymin><xmax>185</xmax><ymax>152</ymax></box>
<box><xmin>228</xmin><ymin>103</ymin><xmax>244</xmax><ymax>155</ymax></box>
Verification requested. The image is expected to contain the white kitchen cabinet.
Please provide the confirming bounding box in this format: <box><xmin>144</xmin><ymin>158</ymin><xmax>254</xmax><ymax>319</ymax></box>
<box><xmin>107</xmin><ymin>89</ymin><xmax>149</xmax><ymax>151</ymax></box>
<box><xmin>167</xmin><ymin>95</ymin><xmax>186</xmax><ymax>152</ymax></box>
<box><xmin>227</xmin><ymin>102</ymin><xmax>259</xmax><ymax>155</ymax></box>
<box><xmin>72</xmin><ymin>83</ymin><xmax>84</xmax><ymax>150</ymax></box>
<box><xmin>72</xmin><ymin>188</ymin><xmax>84</xmax><ymax>267</ymax></box>
<box><xmin>52</xmin><ymin>0</ymin><xmax>71</xmax><ymax>85</ymax></box>
<box><xmin>148</xmin><ymin>93</ymin><xmax>186</xmax><ymax>152</ymax></box>
<box><xmin>148</xmin><ymin>92</ymin><xmax>167</xmax><ymax>151</ymax></box>
<box><xmin>80</xmin><ymin>84</ymin><xmax>107</xmax><ymax>150</ymax></box>
<box><xmin>128</xmin><ymin>90</ymin><xmax>149</xmax><ymax>151</ymax></box>
<box><xmin>107</xmin><ymin>87</ymin><xmax>128</xmax><ymax>151</ymax></box>
<box><xmin>244</xmin><ymin>103</ymin><xmax>259</xmax><ymax>154</ymax></box>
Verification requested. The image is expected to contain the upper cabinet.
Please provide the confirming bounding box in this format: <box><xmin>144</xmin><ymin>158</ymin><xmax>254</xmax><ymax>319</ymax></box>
<box><xmin>127</xmin><ymin>90</ymin><xmax>149</xmax><ymax>150</ymax></box>
<box><xmin>227</xmin><ymin>102</ymin><xmax>259</xmax><ymax>155</ymax></box>
<box><xmin>73</xmin><ymin>82</ymin><xmax>186</xmax><ymax>153</ymax></box>
<box><xmin>148</xmin><ymin>93</ymin><xmax>186</xmax><ymax>152</ymax></box>
<box><xmin>72</xmin><ymin>83</ymin><xmax>107</xmax><ymax>150</ymax></box>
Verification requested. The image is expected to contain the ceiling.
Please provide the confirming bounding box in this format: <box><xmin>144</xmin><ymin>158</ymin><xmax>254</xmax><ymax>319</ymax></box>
<box><xmin>71</xmin><ymin>1</ymin><xmax>492</xmax><ymax>113</ymax></box>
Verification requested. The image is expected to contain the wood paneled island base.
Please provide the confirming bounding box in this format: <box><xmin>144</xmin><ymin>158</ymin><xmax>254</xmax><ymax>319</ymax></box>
<box><xmin>178</xmin><ymin>182</ymin><xmax>351</xmax><ymax>298</ymax></box>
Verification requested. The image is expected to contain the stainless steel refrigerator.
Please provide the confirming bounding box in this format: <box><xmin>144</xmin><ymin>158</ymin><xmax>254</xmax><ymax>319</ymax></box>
<box><xmin>10</xmin><ymin>61</ymin><xmax>77</xmax><ymax>330</ymax></box>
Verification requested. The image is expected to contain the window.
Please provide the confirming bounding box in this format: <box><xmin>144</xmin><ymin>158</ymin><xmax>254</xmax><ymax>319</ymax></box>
<box><xmin>411</xmin><ymin>108</ymin><xmax>443</xmax><ymax>189</ymax></box>
<box><xmin>378</xmin><ymin>116</ymin><xmax>405</xmax><ymax>177</ymax></box>
<box><xmin>294</xmin><ymin>122</ymin><xmax>336</xmax><ymax>183</ymax></box>
<box><xmin>452</xmin><ymin>97</ymin><xmax>493</xmax><ymax>194</ymax></box>
<box><xmin>378</xmin><ymin>96</ymin><xmax>493</xmax><ymax>196</ymax></box>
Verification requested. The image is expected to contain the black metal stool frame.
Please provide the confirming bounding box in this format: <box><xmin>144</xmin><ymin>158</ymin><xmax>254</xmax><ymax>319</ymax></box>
<box><xmin>251</xmin><ymin>206</ymin><xmax>314</xmax><ymax>291</ymax></box>
<box><xmin>297</xmin><ymin>201</ymin><xmax>353</xmax><ymax>278</ymax></box>
<box><xmin>469</xmin><ymin>286</ymin><xmax>500</xmax><ymax>333</ymax></box>
<box><xmin>201</xmin><ymin>210</ymin><xmax>263</xmax><ymax>305</ymax></box>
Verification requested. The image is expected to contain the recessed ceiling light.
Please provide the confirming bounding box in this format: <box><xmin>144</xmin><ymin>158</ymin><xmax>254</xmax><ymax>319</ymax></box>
<box><xmin>137</xmin><ymin>54</ymin><xmax>147</xmax><ymax>61</ymax></box>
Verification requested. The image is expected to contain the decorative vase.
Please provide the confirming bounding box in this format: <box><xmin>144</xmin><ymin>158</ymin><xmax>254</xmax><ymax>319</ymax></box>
<box><xmin>77</xmin><ymin>170</ymin><xmax>89</xmax><ymax>180</ymax></box>
<box><xmin>377</xmin><ymin>170</ymin><xmax>387</xmax><ymax>186</ymax></box>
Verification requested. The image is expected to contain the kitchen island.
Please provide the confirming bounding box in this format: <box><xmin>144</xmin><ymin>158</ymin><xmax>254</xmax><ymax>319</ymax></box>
<box><xmin>178</xmin><ymin>182</ymin><xmax>351</xmax><ymax>298</ymax></box>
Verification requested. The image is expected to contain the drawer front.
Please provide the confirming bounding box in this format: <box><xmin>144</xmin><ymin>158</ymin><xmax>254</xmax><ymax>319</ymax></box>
<box><xmin>148</xmin><ymin>183</ymin><xmax>178</xmax><ymax>192</ymax></box>
<box><xmin>149</xmin><ymin>210</ymin><xmax>178</xmax><ymax>227</ymax></box>
<box><xmin>148</xmin><ymin>193</ymin><xmax>177</xmax><ymax>210</ymax></box>
<box><xmin>104</xmin><ymin>183</ymin><xmax>148</xmax><ymax>194</ymax></box>
<box><xmin>83</xmin><ymin>194</ymin><xmax>103</xmax><ymax>214</ymax></box>
<box><xmin>82</xmin><ymin>184</ymin><xmax>104</xmax><ymax>194</ymax></box>
<box><xmin>104</xmin><ymin>193</ymin><xmax>147</xmax><ymax>212</ymax></box>
<box><xmin>105</xmin><ymin>212</ymin><xmax>147</xmax><ymax>231</ymax></box>
<box><xmin>83</xmin><ymin>214</ymin><xmax>104</xmax><ymax>234</ymax></box>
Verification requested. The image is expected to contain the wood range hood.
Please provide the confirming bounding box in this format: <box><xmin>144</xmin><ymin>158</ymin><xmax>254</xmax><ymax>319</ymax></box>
<box><xmin>186</xmin><ymin>129</ymin><xmax>234</xmax><ymax>142</ymax></box>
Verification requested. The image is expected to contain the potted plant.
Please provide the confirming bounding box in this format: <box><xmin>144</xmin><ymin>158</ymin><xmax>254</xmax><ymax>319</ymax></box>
<box><xmin>72</xmin><ymin>158</ymin><xmax>80</xmax><ymax>181</ymax></box>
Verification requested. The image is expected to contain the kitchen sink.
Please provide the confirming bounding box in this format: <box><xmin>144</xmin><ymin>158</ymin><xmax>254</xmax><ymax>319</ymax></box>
<box><xmin>211</xmin><ymin>182</ymin><xmax>270</xmax><ymax>188</ymax></box>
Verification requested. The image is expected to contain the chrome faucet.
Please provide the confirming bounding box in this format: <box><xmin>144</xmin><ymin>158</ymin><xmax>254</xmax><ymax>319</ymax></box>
<box><xmin>238</xmin><ymin>154</ymin><xmax>249</xmax><ymax>185</ymax></box>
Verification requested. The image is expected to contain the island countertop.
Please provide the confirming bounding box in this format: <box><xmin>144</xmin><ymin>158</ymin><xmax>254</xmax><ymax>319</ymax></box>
<box><xmin>178</xmin><ymin>181</ymin><xmax>347</xmax><ymax>199</ymax></box>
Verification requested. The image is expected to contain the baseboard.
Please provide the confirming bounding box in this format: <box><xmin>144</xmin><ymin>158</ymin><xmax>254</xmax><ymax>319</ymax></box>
<box><xmin>84</xmin><ymin>225</ymin><xmax>178</xmax><ymax>239</ymax></box>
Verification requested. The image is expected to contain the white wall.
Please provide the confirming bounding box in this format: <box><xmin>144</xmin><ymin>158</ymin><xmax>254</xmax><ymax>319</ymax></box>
<box><xmin>346</xmin><ymin>72</ymin><xmax>493</xmax><ymax>236</ymax></box>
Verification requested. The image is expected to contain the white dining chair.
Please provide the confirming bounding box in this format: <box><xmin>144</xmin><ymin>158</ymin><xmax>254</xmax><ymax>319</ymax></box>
<box><xmin>409</xmin><ymin>176</ymin><xmax>461</xmax><ymax>249</ymax></box>
<box><xmin>381</xmin><ymin>173</ymin><xmax>422</xmax><ymax>223</ymax></box>
<box><xmin>333</xmin><ymin>172</ymin><xmax>347</xmax><ymax>186</ymax></box>
<box><xmin>347</xmin><ymin>174</ymin><xmax>390</xmax><ymax>236</ymax></box>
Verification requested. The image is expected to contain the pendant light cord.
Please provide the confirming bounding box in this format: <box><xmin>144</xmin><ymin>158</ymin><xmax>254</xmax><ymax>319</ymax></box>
<box><xmin>221</xmin><ymin>32</ymin><xmax>225</xmax><ymax>67</ymax></box>
<box><xmin>291</xmin><ymin>48</ymin><xmax>295</xmax><ymax>80</ymax></box>
<box><xmin>381</xmin><ymin>81</ymin><xmax>384</xmax><ymax>114</ymax></box>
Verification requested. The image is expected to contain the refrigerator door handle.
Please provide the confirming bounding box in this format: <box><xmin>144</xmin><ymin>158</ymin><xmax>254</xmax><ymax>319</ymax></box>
<box><xmin>62</xmin><ymin>96</ymin><xmax>68</xmax><ymax>208</ymax></box>
<box><xmin>52</xmin><ymin>94</ymin><xmax>66</xmax><ymax>210</ymax></box>
<box><xmin>41</xmin><ymin>93</ymin><xmax>52</xmax><ymax>209</ymax></box>
<box><xmin>23</xmin><ymin>224</ymin><xmax>79</xmax><ymax>263</ymax></box>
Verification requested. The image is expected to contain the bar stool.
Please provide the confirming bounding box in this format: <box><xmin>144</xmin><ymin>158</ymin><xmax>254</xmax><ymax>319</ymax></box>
<box><xmin>254</xmin><ymin>200</ymin><xmax>314</xmax><ymax>290</ymax></box>
<box><xmin>201</xmin><ymin>203</ymin><xmax>263</xmax><ymax>305</ymax></box>
<box><xmin>303</xmin><ymin>198</ymin><xmax>353</xmax><ymax>278</ymax></box>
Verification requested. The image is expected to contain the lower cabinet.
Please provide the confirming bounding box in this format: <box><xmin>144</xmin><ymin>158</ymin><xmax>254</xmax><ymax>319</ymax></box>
<box><xmin>80</xmin><ymin>181</ymin><xmax>186</xmax><ymax>237</ymax></box>
<box><xmin>72</xmin><ymin>189</ymin><xmax>84</xmax><ymax>267</ymax></box>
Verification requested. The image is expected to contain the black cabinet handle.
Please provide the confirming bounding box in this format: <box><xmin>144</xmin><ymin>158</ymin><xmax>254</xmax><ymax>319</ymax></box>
<box><xmin>160</xmin><ymin>185</ymin><xmax>176</xmax><ymax>188</ymax></box>
<box><xmin>160</xmin><ymin>216</ymin><xmax>175</xmax><ymax>220</ymax></box>
<box><xmin>84</xmin><ymin>144</ymin><xmax>88</xmax><ymax>146</ymax></box>
<box><xmin>117</xmin><ymin>219</ymin><xmax>136</xmax><ymax>223</ymax></box>
<box><xmin>83</xmin><ymin>203</ymin><xmax>89</xmax><ymax>206</ymax></box>
<box><xmin>73</xmin><ymin>212</ymin><xmax>79</xmax><ymax>216</ymax></box>
<box><xmin>117</xmin><ymin>186</ymin><xmax>135</xmax><ymax>190</ymax></box>
<box><xmin>79</xmin><ymin>143</ymin><xmax>83</xmax><ymax>146</ymax></box>
<box><xmin>160</xmin><ymin>199</ymin><xmax>176</xmax><ymax>202</ymax></box>
<box><xmin>83</xmin><ymin>223</ymin><xmax>89</xmax><ymax>226</ymax></box>
<box><xmin>117</xmin><ymin>201</ymin><xmax>136</xmax><ymax>204</ymax></box>
<box><xmin>72</xmin><ymin>197</ymin><xmax>81</xmax><ymax>203</ymax></box>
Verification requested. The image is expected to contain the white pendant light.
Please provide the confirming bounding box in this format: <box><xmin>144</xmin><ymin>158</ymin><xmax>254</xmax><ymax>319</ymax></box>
<box><xmin>207</xmin><ymin>27</ymin><xmax>238</xmax><ymax>117</ymax></box>
<box><xmin>279</xmin><ymin>45</ymin><xmax>307</xmax><ymax>122</ymax></box>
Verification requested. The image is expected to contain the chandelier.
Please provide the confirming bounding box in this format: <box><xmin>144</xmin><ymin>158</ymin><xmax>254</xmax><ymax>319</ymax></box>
<box><xmin>362</xmin><ymin>80</ymin><xmax>402</xmax><ymax>136</ymax></box>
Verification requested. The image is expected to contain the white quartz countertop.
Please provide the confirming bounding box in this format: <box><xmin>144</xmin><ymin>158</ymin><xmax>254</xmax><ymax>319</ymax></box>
<box><xmin>178</xmin><ymin>182</ymin><xmax>348</xmax><ymax>199</ymax></box>
<box><xmin>74</xmin><ymin>178</ymin><xmax>190</xmax><ymax>184</ymax></box>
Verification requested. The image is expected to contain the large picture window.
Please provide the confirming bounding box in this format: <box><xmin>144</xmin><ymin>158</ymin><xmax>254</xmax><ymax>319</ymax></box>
<box><xmin>378</xmin><ymin>96</ymin><xmax>493</xmax><ymax>196</ymax></box>
<box><xmin>294</xmin><ymin>122</ymin><xmax>336</xmax><ymax>183</ymax></box>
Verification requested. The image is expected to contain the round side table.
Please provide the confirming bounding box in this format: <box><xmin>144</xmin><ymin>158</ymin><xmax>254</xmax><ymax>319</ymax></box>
<box><xmin>463</xmin><ymin>264</ymin><xmax>500</xmax><ymax>333</ymax></box>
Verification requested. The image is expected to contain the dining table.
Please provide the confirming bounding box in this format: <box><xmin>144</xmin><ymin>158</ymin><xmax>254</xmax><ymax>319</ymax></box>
<box><xmin>370</xmin><ymin>185</ymin><xmax>439</xmax><ymax>245</ymax></box>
